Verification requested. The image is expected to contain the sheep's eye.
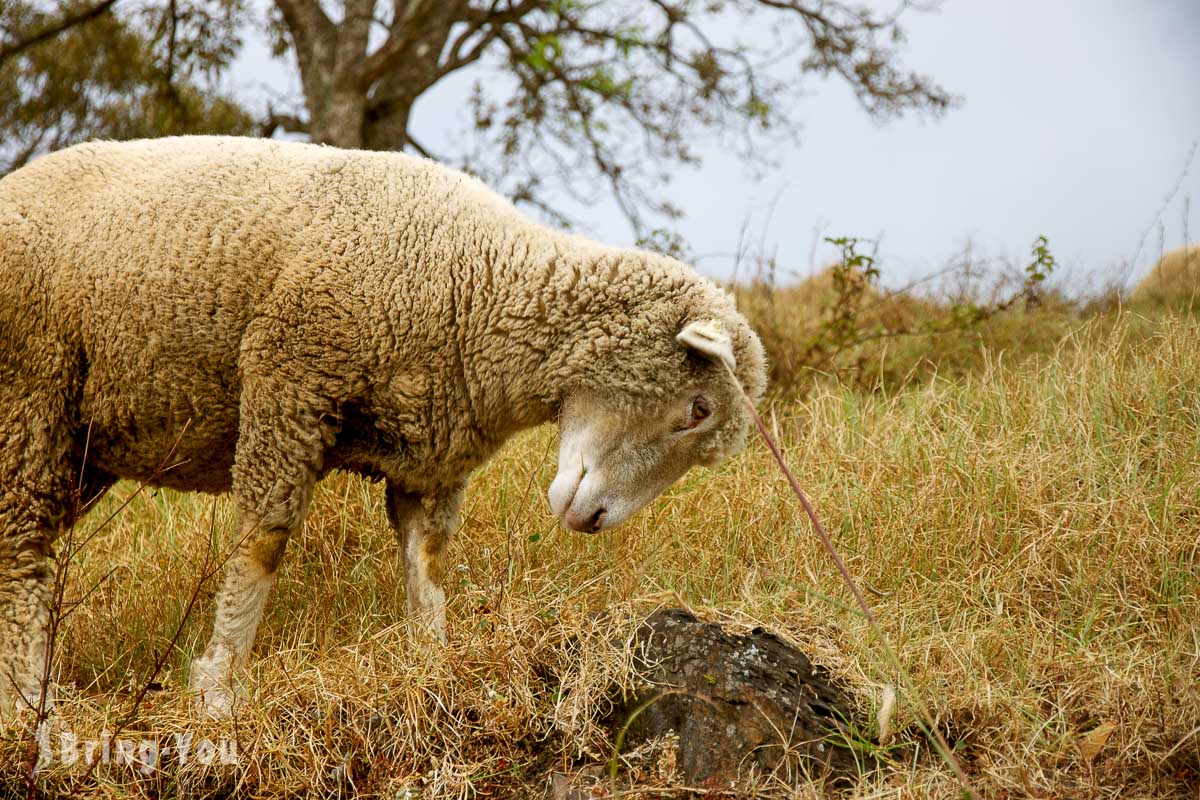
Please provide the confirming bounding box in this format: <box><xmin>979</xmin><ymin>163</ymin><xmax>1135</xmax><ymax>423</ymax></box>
<box><xmin>688</xmin><ymin>398</ymin><xmax>711</xmax><ymax>427</ymax></box>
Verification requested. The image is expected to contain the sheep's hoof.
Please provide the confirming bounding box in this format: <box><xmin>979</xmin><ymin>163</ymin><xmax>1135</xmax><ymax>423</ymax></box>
<box><xmin>405</xmin><ymin>603</ymin><xmax>448</xmax><ymax>644</ymax></box>
<box><xmin>0</xmin><ymin>682</ymin><xmax>55</xmax><ymax>721</ymax></box>
<box><xmin>190</xmin><ymin>666</ymin><xmax>245</xmax><ymax>719</ymax></box>
<box><xmin>196</xmin><ymin>686</ymin><xmax>244</xmax><ymax>718</ymax></box>
<box><xmin>409</xmin><ymin>617</ymin><xmax>447</xmax><ymax>645</ymax></box>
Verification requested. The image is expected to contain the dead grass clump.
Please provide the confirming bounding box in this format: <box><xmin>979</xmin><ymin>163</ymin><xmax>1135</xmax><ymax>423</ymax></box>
<box><xmin>735</xmin><ymin>266</ymin><xmax>930</xmax><ymax>392</ymax></box>
<box><xmin>737</xmin><ymin>267</ymin><xmax>1079</xmax><ymax>398</ymax></box>
<box><xmin>1130</xmin><ymin>245</ymin><xmax>1200</xmax><ymax>311</ymax></box>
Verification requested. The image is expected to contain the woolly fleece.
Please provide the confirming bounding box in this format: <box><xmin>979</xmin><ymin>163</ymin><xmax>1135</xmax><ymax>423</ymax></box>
<box><xmin>0</xmin><ymin>136</ymin><xmax>766</xmax><ymax>712</ymax></box>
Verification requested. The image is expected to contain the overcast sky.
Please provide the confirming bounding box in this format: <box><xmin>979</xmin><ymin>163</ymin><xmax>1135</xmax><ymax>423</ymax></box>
<box><xmin>230</xmin><ymin>1</ymin><xmax>1200</xmax><ymax>288</ymax></box>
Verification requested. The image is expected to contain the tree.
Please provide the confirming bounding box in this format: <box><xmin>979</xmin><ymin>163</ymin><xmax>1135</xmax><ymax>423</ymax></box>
<box><xmin>2</xmin><ymin>0</ymin><xmax>954</xmax><ymax>235</ymax></box>
<box><xmin>0</xmin><ymin>0</ymin><xmax>117</xmax><ymax>64</ymax></box>
<box><xmin>0</xmin><ymin>0</ymin><xmax>254</xmax><ymax>174</ymax></box>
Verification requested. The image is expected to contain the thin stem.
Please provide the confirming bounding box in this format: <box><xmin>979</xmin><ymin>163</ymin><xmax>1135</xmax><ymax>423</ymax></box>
<box><xmin>727</xmin><ymin>365</ymin><xmax>979</xmax><ymax>799</ymax></box>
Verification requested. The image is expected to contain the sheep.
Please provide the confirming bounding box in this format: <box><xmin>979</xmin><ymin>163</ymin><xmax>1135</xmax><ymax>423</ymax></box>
<box><xmin>0</xmin><ymin>136</ymin><xmax>766</xmax><ymax>717</ymax></box>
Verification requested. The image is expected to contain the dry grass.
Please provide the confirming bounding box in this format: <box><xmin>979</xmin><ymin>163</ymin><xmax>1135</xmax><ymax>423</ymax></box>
<box><xmin>1131</xmin><ymin>245</ymin><xmax>1200</xmax><ymax>312</ymax></box>
<box><xmin>3</xmin><ymin>312</ymin><xmax>1199</xmax><ymax>798</ymax></box>
<box><xmin>734</xmin><ymin>267</ymin><xmax>1087</xmax><ymax>398</ymax></box>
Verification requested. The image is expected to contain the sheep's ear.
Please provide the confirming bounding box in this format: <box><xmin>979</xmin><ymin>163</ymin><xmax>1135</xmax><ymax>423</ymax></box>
<box><xmin>676</xmin><ymin>319</ymin><xmax>736</xmax><ymax>374</ymax></box>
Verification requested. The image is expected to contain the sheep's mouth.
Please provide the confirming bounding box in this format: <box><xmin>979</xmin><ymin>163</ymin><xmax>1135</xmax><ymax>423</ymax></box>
<box><xmin>549</xmin><ymin>469</ymin><xmax>613</xmax><ymax>533</ymax></box>
<box><xmin>563</xmin><ymin>504</ymin><xmax>607</xmax><ymax>533</ymax></box>
<box><xmin>551</xmin><ymin>480</ymin><xmax>581</xmax><ymax>522</ymax></box>
<box><xmin>548</xmin><ymin>460</ymin><xmax>584</xmax><ymax>519</ymax></box>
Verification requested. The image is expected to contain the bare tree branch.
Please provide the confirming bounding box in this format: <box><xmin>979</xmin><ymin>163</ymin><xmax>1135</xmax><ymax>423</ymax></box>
<box><xmin>260</xmin><ymin>109</ymin><xmax>309</xmax><ymax>137</ymax></box>
<box><xmin>436</xmin><ymin>0</ymin><xmax>542</xmax><ymax>78</ymax></box>
<box><xmin>358</xmin><ymin>0</ymin><xmax>466</xmax><ymax>89</ymax></box>
<box><xmin>272</xmin><ymin>0</ymin><xmax>332</xmax><ymax>43</ymax></box>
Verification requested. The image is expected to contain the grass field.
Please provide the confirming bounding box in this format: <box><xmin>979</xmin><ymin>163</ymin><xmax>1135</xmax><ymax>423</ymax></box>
<box><xmin>2</xmin><ymin>302</ymin><xmax>1198</xmax><ymax>797</ymax></box>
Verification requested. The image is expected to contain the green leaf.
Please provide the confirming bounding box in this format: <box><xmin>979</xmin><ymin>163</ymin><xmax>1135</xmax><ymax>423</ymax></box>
<box><xmin>524</xmin><ymin>33</ymin><xmax>561</xmax><ymax>74</ymax></box>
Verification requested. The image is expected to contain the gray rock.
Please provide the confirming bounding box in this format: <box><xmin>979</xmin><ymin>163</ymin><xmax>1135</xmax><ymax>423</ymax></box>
<box><xmin>610</xmin><ymin>609</ymin><xmax>874</xmax><ymax>789</ymax></box>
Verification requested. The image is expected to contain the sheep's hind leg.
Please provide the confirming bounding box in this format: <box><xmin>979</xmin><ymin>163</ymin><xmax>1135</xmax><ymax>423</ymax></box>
<box><xmin>386</xmin><ymin>482</ymin><xmax>464</xmax><ymax>642</ymax></box>
<box><xmin>0</xmin><ymin>397</ymin><xmax>75</xmax><ymax>719</ymax></box>
<box><xmin>0</xmin><ymin>524</ymin><xmax>57</xmax><ymax>719</ymax></box>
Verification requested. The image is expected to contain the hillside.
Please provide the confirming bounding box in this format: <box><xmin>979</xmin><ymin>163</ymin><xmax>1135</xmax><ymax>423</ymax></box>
<box><xmin>3</xmin><ymin>310</ymin><xmax>1198</xmax><ymax>798</ymax></box>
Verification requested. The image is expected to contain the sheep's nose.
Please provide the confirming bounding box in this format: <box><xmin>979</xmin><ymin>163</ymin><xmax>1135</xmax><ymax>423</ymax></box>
<box><xmin>587</xmin><ymin>508</ymin><xmax>606</xmax><ymax>533</ymax></box>
<box><xmin>564</xmin><ymin>506</ymin><xmax>607</xmax><ymax>532</ymax></box>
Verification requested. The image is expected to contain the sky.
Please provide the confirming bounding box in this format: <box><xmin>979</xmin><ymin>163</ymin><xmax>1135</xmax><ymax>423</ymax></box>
<box><xmin>229</xmin><ymin>1</ymin><xmax>1200</xmax><ymax>288</ymax></box>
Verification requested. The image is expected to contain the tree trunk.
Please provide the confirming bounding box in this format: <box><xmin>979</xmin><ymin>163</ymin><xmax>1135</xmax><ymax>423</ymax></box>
<box><xmin>275</xmin><ymin>0</ymin><xmax>462</xmax><ymax>152</ymax></box>
<box><xmin>363</xmin><ymin>83</ymin><xmax>417</xmax><ymax>152</ymax></box>
<box><xmin>276</xmin><ymin>0</ymin><xmax>372</xmax><ymax>149</ymax></box>
<box><xmin>307</xmin><ymin>76</ymin><xmax>368</xmax><ymax>148</ymax></box>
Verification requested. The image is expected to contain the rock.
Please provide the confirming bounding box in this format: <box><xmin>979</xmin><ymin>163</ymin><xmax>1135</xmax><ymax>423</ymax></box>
<box><xmin>610</xmin><ymin>609</ymin><xmax>873</xmax><ymax>788</ymax></box>
<box><xmin>543</xmin><ymin>766</ymin><xmax>608</xmax><ymax>800</ymax></box>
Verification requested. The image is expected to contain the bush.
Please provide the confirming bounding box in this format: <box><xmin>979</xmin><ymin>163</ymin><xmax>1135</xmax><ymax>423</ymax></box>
<box><xmin>734</xmin><ymin>236</ymin><xmax>1074</xmax><ymax>398</ymax></box>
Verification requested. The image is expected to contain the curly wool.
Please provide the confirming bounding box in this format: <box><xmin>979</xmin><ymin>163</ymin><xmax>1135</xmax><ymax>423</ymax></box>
<box><xmin>0</xmin><ymin>137</ymin><xmax>766</xmax><ymax>712</ymax></box>
<box><xmin>0</xmin><ymin>136</ymin><xmax>764</xmax><ymax>499</ymax></box>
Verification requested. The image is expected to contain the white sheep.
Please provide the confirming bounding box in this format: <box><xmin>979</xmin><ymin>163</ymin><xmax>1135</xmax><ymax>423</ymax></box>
<box><xmin>0</xmin><ymin>136</ymin><xmax>766</xmax><ymax>716</ymax></box>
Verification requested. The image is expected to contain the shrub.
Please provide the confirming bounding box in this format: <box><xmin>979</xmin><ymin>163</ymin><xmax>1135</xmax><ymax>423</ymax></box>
<box><xmin>735</xmin><ymin>236</ymin><xmax>1072</xmax><ymax>397</ymax></box>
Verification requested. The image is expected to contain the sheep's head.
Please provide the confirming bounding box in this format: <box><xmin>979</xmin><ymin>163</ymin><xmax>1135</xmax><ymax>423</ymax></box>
<box><xmin>549</xmin><ymin>318</ymin><xmax>765</xmax><ymax>533</ymax></box>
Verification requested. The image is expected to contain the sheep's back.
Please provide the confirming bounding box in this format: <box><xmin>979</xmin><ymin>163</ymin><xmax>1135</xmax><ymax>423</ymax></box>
<box><xmin>0</xmin><ymin>138</ymin><xmax>328</xmax><ymax>489</ymax></box>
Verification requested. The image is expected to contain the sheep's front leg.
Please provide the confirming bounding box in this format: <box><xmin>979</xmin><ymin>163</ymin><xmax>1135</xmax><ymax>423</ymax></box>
<box><xmin>190</xmin><ymin>519</ymin><xmax>295</xmax><ymax>717</ymax></box>
<box><xmin>191</xmin><ymin>372</ymin><xmax>335</xmax><ymax>717</ymax></box>
<box><xmin>386</xmin><ymin>483</ymin><xmax>463</xmax><ymax>640</ymax></box>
